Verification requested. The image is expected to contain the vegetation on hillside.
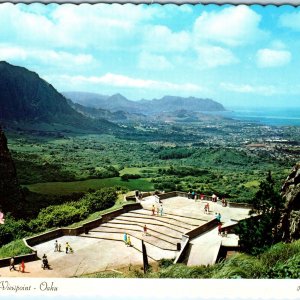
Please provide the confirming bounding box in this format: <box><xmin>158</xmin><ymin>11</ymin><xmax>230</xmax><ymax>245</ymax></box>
<box><xmin>0</xmin><ymin>187</ymin><xmax>118</xmax><ymax>249</ymax></box>
<box><xmin>236</xmin><ymin>172</ymin><xmax>284</xmax><ymax>254</ymax></box>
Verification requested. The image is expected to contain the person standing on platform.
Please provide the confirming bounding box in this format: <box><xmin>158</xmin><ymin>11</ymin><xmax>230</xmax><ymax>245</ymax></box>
<box><xmin>152</xmin><ymin>205</ymin><xmax>155</xmax><ymax>216</ymax></box>
<box><xmin>9</xmin><ymin>257</ymin><xmax>16</xmax><ymax>271</ymax></box>
<box><xmin>54</xmin><ymin>240</ymin><xmax>58</xmax><ymax>252</ymax></box>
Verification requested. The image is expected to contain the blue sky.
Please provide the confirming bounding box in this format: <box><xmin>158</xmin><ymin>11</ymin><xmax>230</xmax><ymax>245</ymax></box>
<box><xmin>0</xmin><ymin>4</ymin><xmax>300</xmax><ymax>108</ymax></box>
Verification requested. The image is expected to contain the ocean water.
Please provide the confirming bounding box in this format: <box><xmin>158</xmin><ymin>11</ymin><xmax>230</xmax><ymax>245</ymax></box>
<box><xmin>218</xmin><ymin>107</ymin><xmax>300</xmax><ymax>126</ymax></box>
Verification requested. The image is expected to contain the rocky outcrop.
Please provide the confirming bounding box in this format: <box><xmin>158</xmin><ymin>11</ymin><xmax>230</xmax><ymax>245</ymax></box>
<box><xmin>280</xmin><ymin>163</ymin><xmax>300</xmax><ymax>241</ymax></box>
<box><xmin>0</xmin><ymin>128</ymin><xmax>24</xmax><ymax>215</ymax></box>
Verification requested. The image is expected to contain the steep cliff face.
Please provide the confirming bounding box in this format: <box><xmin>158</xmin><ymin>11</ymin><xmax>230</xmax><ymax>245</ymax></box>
<box><xmin>0</xmin><ymin>128</ymin><xmax>24</xmax><ymax>215</ymax></box>
<box><xmin>280</xmin><ymin>163</ymin><xmax>300</xmax><ymax>241</ymax></box>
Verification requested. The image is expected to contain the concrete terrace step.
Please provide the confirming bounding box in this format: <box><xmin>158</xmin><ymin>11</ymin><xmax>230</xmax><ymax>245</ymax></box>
<box><xmin>129</xmin><ymin>209</ymin><xmax>206</xmax><ymax>227</ymax></box>
<box><xmin>80</xmin><ymin>233</ymin><xmax>177</xmax><ymax>261</ymax></box>
<box><xmin>129</xmin><ymin>235</ymin><xmax>177</xmax><ymax>261</ymax></box>
<box><xmin>94</xmin><ymin>224</ymin><xmax>182</xmax><ymax>244</ymax></box>
<box><xmin>101</xmin><ymin>222</ymin><xmax>183</xmax><ymax>239</ymax></box>
<box><xmin>119</xmin><ymin>213</ymin><xmax>192</xmax><ymax>232</ymax></box>
<box><xmin>110</xmin><ymin>216</ymin><xmax>189</xmax><ymax>234</ymax></box>
<box><xmin>118</xmin><ymin>213</ymin><xmax>195</xmax><ymax>231</ymax></box>
<box><xmin>84</xmin><ymin>230</ymin><xmax>178</xmax><ymax>251</ymax></box>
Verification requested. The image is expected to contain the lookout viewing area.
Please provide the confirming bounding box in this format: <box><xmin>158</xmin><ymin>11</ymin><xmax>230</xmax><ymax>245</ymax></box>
<box><xmin>0</xmin><ymin>191</ymin><xmax>251</xmax><ymax>278</ymax></box>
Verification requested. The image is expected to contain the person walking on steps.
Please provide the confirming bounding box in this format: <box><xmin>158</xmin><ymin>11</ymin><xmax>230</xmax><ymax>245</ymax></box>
<box><xmin>152</xmin><ymin>205</ymin><xmax>155</xmax><ymax>216</ymax></box>
<box><xmin>143</xmin><ymin>224</ymin><xmax>148</xmax><ymax>236</ymax></box>
<box><xmin>127</xmin><ymin>235</ymin><xmax>132</xmax><ymax>247</ymax></box>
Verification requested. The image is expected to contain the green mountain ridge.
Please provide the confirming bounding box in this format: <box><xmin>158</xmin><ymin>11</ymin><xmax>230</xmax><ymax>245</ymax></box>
<box><xmin>63</xmin><ymin>91</ymin><xmax>226</xmax><ymax>114</ymax></box>
<box><xmin>0</xmin><ymin>61</ymin><xmax>118</xmax><ymax>133</ymax></box>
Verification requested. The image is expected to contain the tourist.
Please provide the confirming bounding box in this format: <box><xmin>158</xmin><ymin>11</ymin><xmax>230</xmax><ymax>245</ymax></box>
<box><xmin>68</xmin><ymin>243</ymin><xmax>74</xmax><ymax>254</ymax></box>
<box><xmin>58</xmin><ymin>243</ymin><xmax>62</xmax><ymax>252</ymax></box>
<box><xmin>127</xmin><ymin>235</ymin><xmax>132</xmax><ymax>247</ymax></box>
<box><xmin>54</xmin><ymin>240</ymin><xmax>58</xmax><ymax>252</ymax></box>
<box><xmin>160</xmin><ymin>204</ymin><xmax>163</xmax><ymax>216</ymax></box>
<box><xmin>200</xmin><ymin>194</ymin><xmax>205</xmax><ymax>200</ymax></box>
<box><xmin>66</xmin><ymin>242</ymin><xmax>69</xmax><ymax>254</ymax></box>
<box><xmin>156</xmin><ymin>205</ymin><xmax>160</xmax><ymax>216</ymax></box>
<box><xmin>143</xmin><ymin>225</ymin><xmax>148</xmax><ymax>236</ymax></box>
<box><xmin>152</xmin><ymin>205</ymin><xmax>155</xmax><ymax>216</ymax></box>
<box><xmin>218</xmin><ymin>213</ymin><xmax>221</xmax><ymax>222</ymax></box>
<box><xmin>204</xmin><ymin>203</ymin><xmax>209</xmax><ymax>214</ymax></box>
<box><xmin>19</xmin><ymin>260</ymin><xmax>25</xmax><ymax>273</ymax></box>
<box><xmin>192</xmin><ymin>191</ymin><xmax>195</xmax><ymax>200</ymax></box>
<box><xmin>212</xmin><ymin>194</ymin><xmax>217</xmax><ymax>202</ymax></box>
<box><xmin>42</xmin><ymin>254</ymin><xmax>50</xmax><ymax>269</ymax></box>
<box><xmin>9</xmin><ymin>256</ymin><xmax>16</xmax><ymax>271</ymax></box>
<box><xmin>218</xmin><ymin>223</ymin><xmax>222</xmax><ymax>235</ymax></box>
<box><xmin>187</xmin><ymin>191</ymin><xmax>191</xmax><ymax>199</ymax></box>
<box><xmin>123</xmin><ymin>232</ymin><xmax>127</xmax><ymax>245</ymax></box>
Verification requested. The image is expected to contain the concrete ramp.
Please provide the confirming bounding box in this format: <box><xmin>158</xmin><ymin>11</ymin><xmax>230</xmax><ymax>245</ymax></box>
<box><xmin>187</xmin><ymin>228</ymin><xmax>222</xmax><ymax>266</ymax></box>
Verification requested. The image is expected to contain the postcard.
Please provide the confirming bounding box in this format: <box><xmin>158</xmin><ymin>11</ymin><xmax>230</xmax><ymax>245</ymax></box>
<box><xmin>0</xmin><ymin>0</ymin><xmax>299</xmax><ymax>299</ymax></box>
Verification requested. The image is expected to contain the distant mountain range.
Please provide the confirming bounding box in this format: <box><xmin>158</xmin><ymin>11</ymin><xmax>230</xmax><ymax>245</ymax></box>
<box><xmin>0</xmin><ymin>61</ymin><xmax>117</xmax><ymax>133</ymax></box>
<box><xmin>0</xmin><ymin>61</ymin><xmax>226</xmax><ymax>132</ymax></box>
<box><xmin>63</xmin><ymin>92</ymin><xmax>226</xmax><ymax>115</ymax></box>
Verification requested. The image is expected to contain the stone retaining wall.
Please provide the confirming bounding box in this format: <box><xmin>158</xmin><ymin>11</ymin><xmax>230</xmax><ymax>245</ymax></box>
<box><xmin>0</xmin><ymin>203</ymin><xmax>143</xmax><ymax>267</ymax></box>
<box><xmin>174</xmin><ymin>218</ymin><xmax>219</xmax><ymax>264</ymax></box>
<box><xmin>135</xmin><ymin>191</ymin><xmax>252</xmax><ymax>209</ymax></box>
<box><xmin>185</xmin><ymin>218</ymin><xmax>219</xmax><ymax>239</ymax></box>
<box><xmin>0</xmin><ymin>252</ymin><xmax>38</xmax><ymax>268</ymax></box>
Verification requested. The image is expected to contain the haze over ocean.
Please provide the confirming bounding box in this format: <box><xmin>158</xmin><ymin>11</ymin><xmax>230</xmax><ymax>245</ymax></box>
<box><xmin>213</xmin><ymin>106</ymin><xmax>300</xmax><ymax>126</ymax></box>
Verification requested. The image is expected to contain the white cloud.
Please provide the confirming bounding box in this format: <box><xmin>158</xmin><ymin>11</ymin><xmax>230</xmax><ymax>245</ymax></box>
<box><xmin>193</xmin><ymin>6</ymin><xmax>266</xmax><ymax>47</ymax></box>
<box><xmin>0</xmin><ymin>4</ymin><xmax>158</xmax><ymax>50</ymax></box>
<box><xmin>0</xmin><ymin>46</ymin><xmax>27</xmax><ymax>60</ymax></box>
<box><xmin>0</xmin><ymin>45</ymin><xmax>94</xmax><ymax>66</ymax></box>
<box><xmin>142</xmin><ymin>25</ymin><xmax>191</xmax><ymax>53</ymax></box>
<box><xmin>196</xmin><ymin>46</ymin><xmax>238</xmax><ymax>68</ymax></box>
<box><xmin>220</xmin><ymin>82</ymin><xmax>282</xmax><ymax>96</ymax></box>
<box><xmin>55</xmin><ymin>73</ymin><xmax>203</xmax><ymax>93</ymax></box>
<box><xmin>279</xmin><ymin>11</ymin><xmax>300</xmax><ymax>31</ymax></box>
<box><xmin>256</xmin><ymin>48</ymin><xmax>291</xmax><ymax>68</ymax></box>
<box><xmin>138</xmin><ymin>52</ymin><xmax>173</xmax><ymax>70</ymax></box>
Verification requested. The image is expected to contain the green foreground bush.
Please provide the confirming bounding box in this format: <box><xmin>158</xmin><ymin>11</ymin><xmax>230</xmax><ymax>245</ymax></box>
<box><xmin>155</xmin><ymin>240</ymin><xmax>300</xmax><ymax>279</ymax></box>
<box><xmin>0</xmin><ymin>187</ymin><xmax>118</xmax><ymax>248</ymax></box>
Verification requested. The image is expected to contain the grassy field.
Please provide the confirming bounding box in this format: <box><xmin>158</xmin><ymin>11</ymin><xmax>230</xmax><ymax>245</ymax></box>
<box><xmin>119</xmin><ymin>166</ymin><xmax>161</xmax><ymax>176</ymax></box>
<box><xmin>25</xmin><ymin>177</ymin><xmax>154</xmax><ymax>195</ymax></box>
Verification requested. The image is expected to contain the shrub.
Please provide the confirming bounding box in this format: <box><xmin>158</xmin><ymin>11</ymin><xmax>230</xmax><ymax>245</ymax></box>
<box><xmin>81</xmin><ymin>187</ymin><xmax>117</xmax><ymax>212</ymax></box>
<box><xmin>266</xmin><ymin>254</ymin><xmax>300</xmax><ymax>278</ymax></box>
<box><xmin>0</xmin><ymin>214</ymin><xmax>30</xmax><ymax>246</ymax></box>
<box><xmin>158</xmin><ymin>258</ymin><xmax>174</xmax><ymax>268</ymax></box>
<box><xmin>33</xmin><ymin>202</ymin><xmax>89</xmax><ymax>231</ymax></box>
